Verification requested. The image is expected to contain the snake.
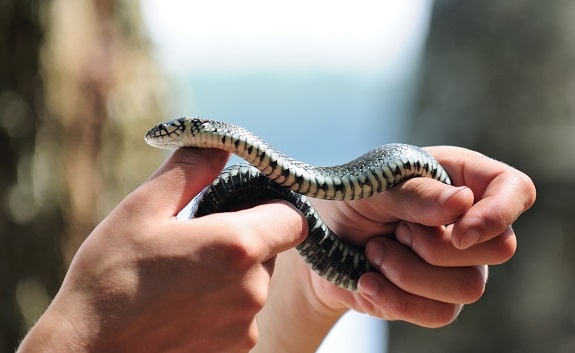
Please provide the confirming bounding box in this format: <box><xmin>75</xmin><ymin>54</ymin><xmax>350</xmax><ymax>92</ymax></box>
<box><xmin>144</xmin><ymin>117</ymin><xmax>451</xmax><ymax>291</ymax></box>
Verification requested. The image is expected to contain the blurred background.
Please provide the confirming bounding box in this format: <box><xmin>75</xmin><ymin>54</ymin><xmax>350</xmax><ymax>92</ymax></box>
<box><xmin>0</xmin><ymin>0</ymin><xmax>573</xmax><ymax>352</ymax></box>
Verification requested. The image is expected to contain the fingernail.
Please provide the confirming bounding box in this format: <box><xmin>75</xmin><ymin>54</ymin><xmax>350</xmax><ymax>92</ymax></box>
<box><xmin>359</xmin><ymin>274</ymin><xmax>381</xmax><ymax>296</ymax></box>
<box><xmin>459</xmin><ymin>229</ymin><xmax>481</xmax><ymax>249</ymax></box>
<box><xmin>366</xmin><ymin>240</ymin><xmax>386</xmax><ymax>267</ymax></box>
<box><xmin>437</xmin><ymin>186</ymin><xmax>469</xmax><ymax>206</ymax></box>
<box><xmin>395</xmin><ymin>222</ymin><xmax>412</xmax><ymax>247</ymax></box>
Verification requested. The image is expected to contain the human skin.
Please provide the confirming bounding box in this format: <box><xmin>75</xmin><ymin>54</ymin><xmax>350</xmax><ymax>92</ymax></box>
<box><xmin>17</xmin><ymin>146</ymin><xmax>536</xmax><ymax>353</ymax></box>
<box><xmin>254</xmin><ymin>146</ymin><xmax>536</xmax><ymax>352</ymax></box>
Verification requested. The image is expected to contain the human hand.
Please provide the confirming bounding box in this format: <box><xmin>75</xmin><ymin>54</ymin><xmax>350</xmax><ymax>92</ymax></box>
<box><xmin>17</xmin><ymin>148</ymin><xmax>307</xmax><ymax>353</ymax></box>
<box><xmin>261</xmin><ymin>146</ymin><xmax>536</xmax><ymax>337</ymax></box>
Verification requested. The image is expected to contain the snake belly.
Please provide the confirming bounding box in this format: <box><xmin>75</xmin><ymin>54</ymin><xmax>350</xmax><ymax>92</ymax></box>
<box><xmin>145</xmin><ymin>117</ymin><xmax>452</xmax><ymax>291</ymax></box>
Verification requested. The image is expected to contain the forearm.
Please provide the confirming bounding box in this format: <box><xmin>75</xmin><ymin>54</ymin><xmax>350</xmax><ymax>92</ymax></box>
<box><xmin>251</xmin><ymin>249</ymin><xmax>345</xmax><ymax>352</ymax></box>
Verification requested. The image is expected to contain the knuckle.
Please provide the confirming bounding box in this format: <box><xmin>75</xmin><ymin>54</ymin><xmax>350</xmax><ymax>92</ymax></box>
<box><xmin>516</xmin><ymin>172</ymin><xmax>537</xmax><ymax>208</ymax></box>
<box><xmin>243</xmin><ymin>333</ymin><xmax>258</xmax><ymax>352</ymax></box>
<box><xmin>232</xmin><ymin>320</ymin><xmax>260</xmax><ymax>350</ymax></box>
<box><xmin>243</xmin><ymin>284</ymin><xmax>268</xmax><ymax>313</ymax></box>
<box><xmin>429</xmin><ymin>304</ymin><xmax>464</xmax><ymax>328</ymax></box>
<box><xmin>395</xmin><ymin>179</ymin><xmax>435</xmax><ymax>207</ymax></box>
<box><xmin>391</xmin><ymin>299</ymin><xmax>463</xmax><ymax>329</ymax></box>
<box><xmin>219</xmin><ymin>231</ymin><xmax>263</xmax><ymax>268</ymax></box>
<box><xmin>482</xmin><ymin>206</ymin><xmax>512</xmax><ymax>229</ymax></box>
<box><xmin>228</xmin><ymin>320</ymin><xmax>259</xmax><ymax>352</ymax></box>
<box><xmin>246</xmin><ymin>321</ymin><xmax>261</xmax><ymax>351</ymax></box>
<box><xmin>283</xmin><ymin>207</ymin><xmax>309</xmax><ymax>244</ymax></box>
<box><xmin>260</xmin><ymin>201</ymin><xmax>309</xmax><ymax>246</ymax></box>
<box><xmin>234</xmin><ymin>270</ymin><xmax>270</xmax><ymax>314</ymax></box>
<box><xmin>387</xmin><ymin>293</ymin><xmax>411</xmax><ymax>320</ymax></box>
<box><xmin>489</xmin><ymin>228</ymin><xmax>517</xmax><ymax>263</ymax></box>
<box><xmin>413</xmin><ymin>232</ymin><xmax>450</xmax><ymax>266</ymax></box>
<box><xmin>222</xmin><ymin>288</ymin><xmax>266</xmax><ymax>351</ymax></box>
<box><xmin>220</xmin><ymin>202</ymin><xmax>308</xmax><ymax>264</ymax></box>
<box><xmin>419</xmin><ymin>249</ymin><xmax>446</xmax><ymax>267</ymax></box>
<box><xmin>458</xmin><ymin>265</ymin><xmax>488</xmax><ymax>303</ymax></box>
<box><xmin>386</xmin><ymin>265</ymin><xmax>414</xmax><ymax>290</ymax></box>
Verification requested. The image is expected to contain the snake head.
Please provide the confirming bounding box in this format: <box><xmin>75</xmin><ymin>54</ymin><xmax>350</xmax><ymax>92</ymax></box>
<box><xmin>144</xmin><ymin>117</ymin><xmax>200</xmax><ymax>149</ymax></box>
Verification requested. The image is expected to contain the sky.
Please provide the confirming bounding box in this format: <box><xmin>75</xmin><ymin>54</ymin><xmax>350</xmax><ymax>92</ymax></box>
<box><xmin>141</xmin><ymin>0</ymin><xmax>432</xmax><ymax>76</ymax></box>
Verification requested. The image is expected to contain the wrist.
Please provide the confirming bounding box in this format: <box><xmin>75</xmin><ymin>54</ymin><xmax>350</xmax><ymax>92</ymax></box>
<box><xmin>252</xmin><ymin>249</ymin><xmax>345</xmax><ymax>352</ymax></box>
<box><xmin>17</xmin><ymin>297</ymin><xmax>94</xmax><ymax>353</ymax></box>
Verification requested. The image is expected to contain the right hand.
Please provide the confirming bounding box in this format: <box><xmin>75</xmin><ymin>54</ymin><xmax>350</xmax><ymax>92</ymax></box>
<box><xmin>17</xmin><ymin>148</ymin><xmax>308</xmax><ymax>353</ymax></box>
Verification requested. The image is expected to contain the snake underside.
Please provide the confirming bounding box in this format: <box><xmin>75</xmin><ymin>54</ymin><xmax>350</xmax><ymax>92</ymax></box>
<box><xmin>193</xmin><ymin>164</ymin><xmax>370</xmax><ymax>291</ymax></box>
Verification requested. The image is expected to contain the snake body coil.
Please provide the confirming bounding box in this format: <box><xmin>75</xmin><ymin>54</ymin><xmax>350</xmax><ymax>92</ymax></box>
<box><xmin>145</xmin><ymin>117</ymin><xmax>451</xmax><ymax>291</ymax></box>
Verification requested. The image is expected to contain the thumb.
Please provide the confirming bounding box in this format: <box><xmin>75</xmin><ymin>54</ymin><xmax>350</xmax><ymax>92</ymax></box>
<box><xmin>380</xmin><ymin>178</ymin><xmax>474</xmax><ymax>226</ymax></box>
<box><xmin>191</xmin><ymin>200</ymin><xmax>309</xmax><ymax>262</ymax></box>
<box><xmin>128</xmin><ymin>148</ymin><xmax>230</xmax><ymax>218</ymax></box>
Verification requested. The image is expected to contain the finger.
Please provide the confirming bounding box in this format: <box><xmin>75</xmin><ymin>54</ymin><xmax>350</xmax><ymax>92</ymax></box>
<box><xmin>426</xmin><ymin>146</ymin><xmax>536</xmax><ymax>249</ymax></box>
<box><xmin>186</xmin><ymin>200</ymin><xmax>308</xmax><ymax>264</ymax></box>
<box><xmin>396</xmin><ymin>222</ymin><xmax>517</xmax><ymax>266</ymax></box>
<box><xmin>453</xmin><ymin>172</ymin><xmax>534</xmax><ymax>249</ymax></box>
<box><xmin>358</xmin><ymin>273</ymin><xmax>464</xmax><ymax>328</ymax></box>
<box><xmin>126</xmin><ymin>148</ymin><xmax>230</xmax><ymax>218</ymax></box>
<box><xmin>317</xmin><ymin>178</ymin><xmax>474</xmax><ymax>243</ymax></box>
<box><xmin>374</xmin><ymin>177</ymin><xmax>474</xmax><ymax>226</ymax></box>
<box><xmin>363</xmin><ymin>238</ymin><xmax>488</xmax><ymax>304</ymax></box>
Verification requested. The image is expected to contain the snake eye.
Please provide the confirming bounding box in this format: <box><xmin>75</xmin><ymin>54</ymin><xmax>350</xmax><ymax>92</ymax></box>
<box><xmin>167</xmin><ymin>118</ymin><xmax>180</xmax><ymax>126</ymax></box>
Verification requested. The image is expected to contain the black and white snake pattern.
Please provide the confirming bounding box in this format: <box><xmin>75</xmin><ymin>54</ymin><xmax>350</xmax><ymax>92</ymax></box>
<box><xmin>145</xmin><ymin>117</ymin><xmax>451</xmax><ymax>291</ymax></box>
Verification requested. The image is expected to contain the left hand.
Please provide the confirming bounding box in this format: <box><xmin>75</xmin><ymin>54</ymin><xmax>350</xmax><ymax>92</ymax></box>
<box><xmin>261</xmin><ymin>146</ymin><xmax>536</xmax><ymax>334</ymax></box>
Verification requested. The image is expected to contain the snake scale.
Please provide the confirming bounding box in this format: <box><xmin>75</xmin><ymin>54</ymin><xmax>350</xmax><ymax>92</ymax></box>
<box><xmin>145</xmin><ymin>117</ymin><xmax>451</xmax><ymax>291</ymax></box>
